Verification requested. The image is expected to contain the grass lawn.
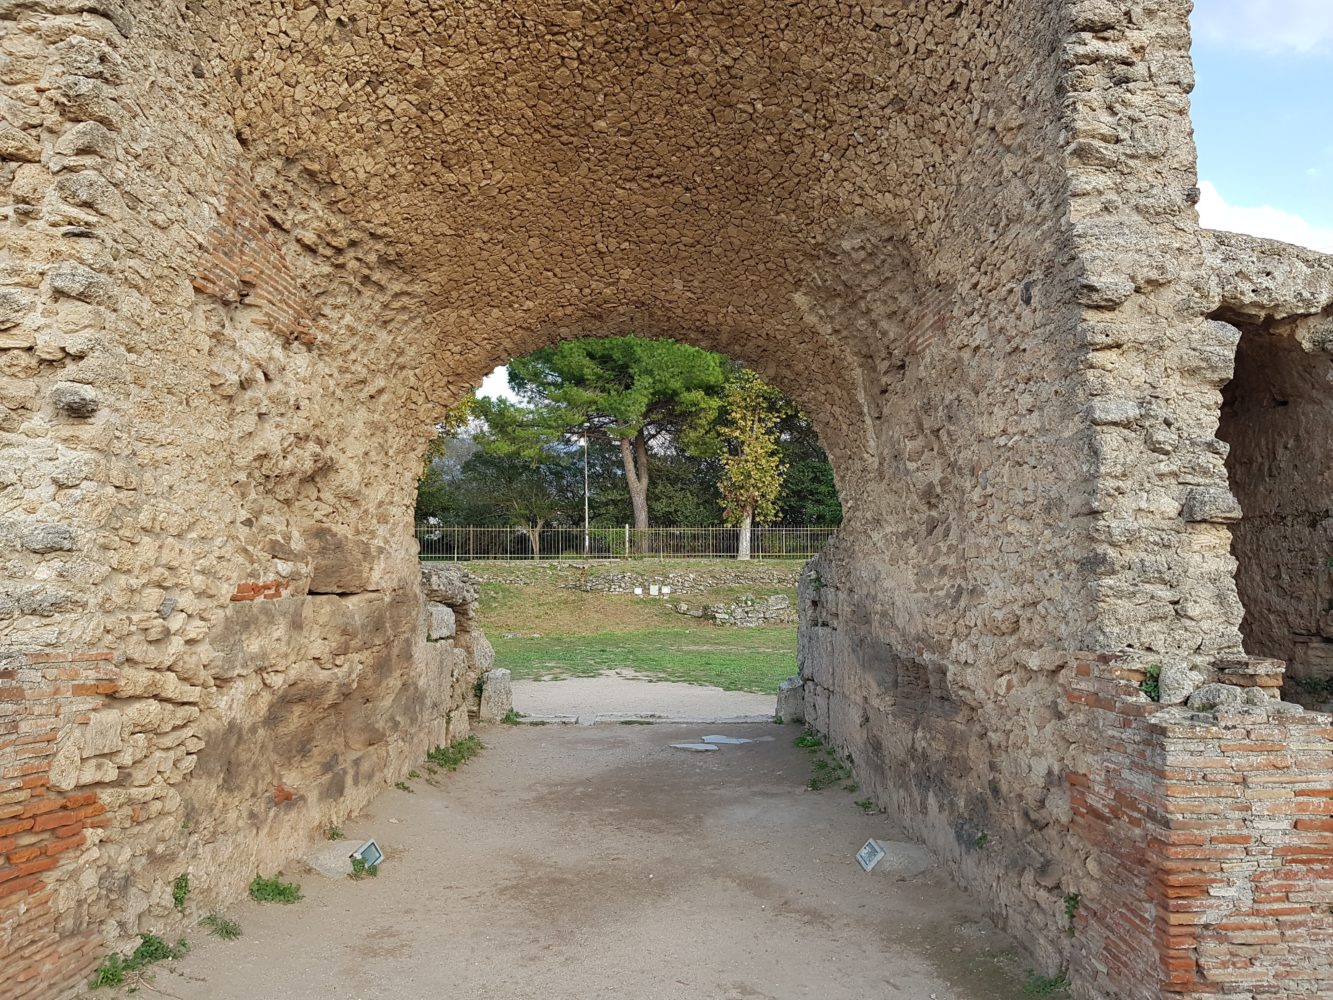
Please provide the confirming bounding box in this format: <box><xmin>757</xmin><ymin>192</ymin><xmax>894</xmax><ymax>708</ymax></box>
<box><xmin>475</xmin><ymin>572</ymin><xmax>799</xmax><ymax>694</ymax></box>
<box><xmin>491</xmin><ymin>627</ymin><xmax>798</xmax><ymax>694</ymax></box>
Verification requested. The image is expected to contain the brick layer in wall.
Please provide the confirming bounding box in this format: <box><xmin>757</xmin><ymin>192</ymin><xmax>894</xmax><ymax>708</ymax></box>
<box><xmin>1069</xmin><ymin>657</ymin><xmax>1333</xmax><ymax>999</ymax></box>
<box><xmin>192</xmin><ymin>166</ymin><xmax>317</xmax><ymax>346</ymax></box>
<box><xmin>0</xmin><ymin>653</ymin><xmax>117</xmax><ymax>1000</ymax></box>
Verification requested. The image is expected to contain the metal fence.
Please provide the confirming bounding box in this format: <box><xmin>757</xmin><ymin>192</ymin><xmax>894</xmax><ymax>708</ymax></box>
<box><xmin>416</xmin><ymin>525</ymin><xmax>837</xmax><ymax>561</ymax></box>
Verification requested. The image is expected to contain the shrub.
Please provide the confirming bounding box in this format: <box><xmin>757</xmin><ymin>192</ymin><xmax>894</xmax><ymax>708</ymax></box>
<box><xmin>249</xmin><ymin>874</ymin><xmax>302</xmax><ymax>904</ymax></box>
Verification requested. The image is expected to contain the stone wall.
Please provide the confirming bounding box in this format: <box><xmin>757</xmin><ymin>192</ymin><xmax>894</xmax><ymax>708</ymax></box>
<box><xmin>675</xmin><ymin>593</ymin><xmax>795</xmax><ymax>627</ymax></box>
<box><xmin>1</xmin><ymin>3</ymin><xmax>1332</xmax><ymax>999</ymax></box>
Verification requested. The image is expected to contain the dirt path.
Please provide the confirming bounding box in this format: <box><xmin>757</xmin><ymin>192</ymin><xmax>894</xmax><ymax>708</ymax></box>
<box><xmin>111</xmin><ymin>725</ymin><xmax>1038</xmax><ymax>1000</ymax></box>
<box><xmin>512</xmin><ymin>671</ymin><xmax>777</xmax><ymax>722</ymax></box>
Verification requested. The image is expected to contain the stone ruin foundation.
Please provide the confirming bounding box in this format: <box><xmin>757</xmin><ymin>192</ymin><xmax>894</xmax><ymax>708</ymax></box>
<box><xmin>1</xmin><ymin>2</ymin><xmax>1330</xmax><ymax>998</ymax></box>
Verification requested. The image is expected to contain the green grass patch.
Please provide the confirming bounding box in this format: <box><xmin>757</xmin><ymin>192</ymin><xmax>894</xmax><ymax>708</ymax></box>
<box><xmin>249</xmin><ymin>874</ymin><xmax>302</xmax><ymax>904</ymax></box>
<box><xmin>202</xmin><ymin>913</ymin><xmax>241</xmax><ymax>940</ymax></box>
<box><xmin>807</xmin><ymin>753</ymin><xmax>854</xmax><ymax>791</ymax></box>
<box><xmin>491</xmin><ymin>627</ymin><xmax>796</xmax><ymax>693</ymax></box>
<box><xmin>427</xmin><ymin>735</ymin><xmax>484</xmax><ymax>771</ymax></box>
<box><xmin>171</xmin><ymin>874</ymin><xmax>189</xmax><ymax>912</ymax></box>
<box><xmin>1022</xmin><ymin>972</ymin><xmax>1071</xmax><ymax>997</ymax></box>
<box><xmin>350</xmin><ymin>856</ymin><xmax>379</xmax><ymax>880</ymax></box>
<box><xmin>325</xmin><ymin>826</ymin><xmax>346</xmax><ymax>841</ymax></box>
<box><xmin>91</xmin><ymin>934</ymin><xmax>189</xmax><ymax>988</ymax></box>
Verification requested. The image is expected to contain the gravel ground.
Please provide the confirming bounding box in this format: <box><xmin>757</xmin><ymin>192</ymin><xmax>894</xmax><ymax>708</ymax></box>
<box><xmin>512</xmin><ymin>671</ymin><xmax>777</xmax><ymax>722</ymax></box>
<box><xmin>104</xmin><ymin>724</ymin><xmax>1038</xmax><ymax>1000</ymax></box>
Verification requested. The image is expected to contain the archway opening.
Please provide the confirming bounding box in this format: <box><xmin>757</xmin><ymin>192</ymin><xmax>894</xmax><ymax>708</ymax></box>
<box><xmin>414</xmin><ymin>334</ymin><xmax>844</xmax><ymax>725</ymax></box>
<box><xmin>1217</xmin><ymin>314</ymin><xmax>1333</xmax><ymax>710</ymax></box>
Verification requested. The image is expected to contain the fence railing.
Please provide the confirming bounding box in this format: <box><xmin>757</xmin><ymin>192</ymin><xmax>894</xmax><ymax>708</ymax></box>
<box><xmin>415</xmin><ymin>525</ymin><xmax>837</xmax><ymax>561</ymax></box>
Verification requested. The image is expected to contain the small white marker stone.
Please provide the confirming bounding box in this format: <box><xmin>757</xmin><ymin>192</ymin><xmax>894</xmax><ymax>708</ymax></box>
<box><xmin>670</xmin><ymin>743</ymin><xmax>719</xmax><ymax>752</ymax></box>
<box><xmin>700</xmin><ymin>735</ymin><xmax>753</xmax><ymax>744</ymax></box>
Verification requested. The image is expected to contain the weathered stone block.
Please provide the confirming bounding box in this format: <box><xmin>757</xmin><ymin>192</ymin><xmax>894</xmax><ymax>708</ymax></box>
<box><xmin>23</xmin><ymin>524</ymin><xmax>76</xmax><ymax>553</ymax></box>
<box><xmin>478</xmin><ymin>668</ymin><xmax>512</xmax><ymax>723</ymax></box>
<box><xmin>1156</xmin><ymin>662</ymin><xmax>1204</xmax><ymax>706</ymax></box>
<box><xmin>1181</xmin><ymin>487</ymin><xmax>1242</xmax><ymax>523</ymax></box>
<box><xmin>50</xmin><ymin>381</ymin><xmax>101</xmax><ymax>418</ymax></box>
<box><xmin>427</xmin><ymin>603</ymin><xmax>456</xmax><ymax>641</ymax></box>
<box><xmin>1185</xmin><ymin>683</ymin><xmax>1245</xmax><ymax>712</ymax></box>
<box><xmin>307</xmin><ymin>526</ymin><xmax>379</xmax><ymax>594</ymax></box>
<box><xmin>776</xmin><ymin>675</ymin><xmax>804</xmax><ymax>723</ymax></box>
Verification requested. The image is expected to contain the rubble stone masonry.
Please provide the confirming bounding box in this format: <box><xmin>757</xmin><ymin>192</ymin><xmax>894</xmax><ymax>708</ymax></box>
<box><xmin>2</xmin><ymin>2</ymin><xmax>1332</xmax><ymax>998</ymax></box>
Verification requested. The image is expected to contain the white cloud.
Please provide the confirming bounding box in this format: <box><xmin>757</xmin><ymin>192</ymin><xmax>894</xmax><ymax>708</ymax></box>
<box><xmin>1193</xmin><ymin>1</ymin><xmax>1333</xmax><ymax>54</ymax></box>
<box><xmin>1197</xmin><ymin>181</ymin><xmax>1333</xmax><ymax>253</ymax></box>
<box><xmin>477</xmin><ymin>364</ymin><xmax>518</xmax><ymax>401</ymax></box>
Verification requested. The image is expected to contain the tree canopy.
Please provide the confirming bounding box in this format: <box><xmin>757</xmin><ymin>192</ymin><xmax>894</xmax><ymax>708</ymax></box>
<box><xmin>476</xmin><ymin>336</ymin><xmax>727</xmax><ymax>529</ymax></box>
<box><xmin>416</xmin><ymin>336</ymin><xmax>841</xmax><ymax>537</ymax></box>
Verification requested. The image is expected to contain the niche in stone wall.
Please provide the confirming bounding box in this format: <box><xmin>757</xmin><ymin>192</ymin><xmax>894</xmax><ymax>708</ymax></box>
<box><xmin>1216</xmin><ymin>315</ymin><xmax>1333</xmax><ymax>709</ymax></box>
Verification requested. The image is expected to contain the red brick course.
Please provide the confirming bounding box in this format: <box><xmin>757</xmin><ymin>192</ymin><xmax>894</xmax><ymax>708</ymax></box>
<box><xmin>230</xmin><ymin>578</ymin><xmax>291</xmax><ymax>602</ymax></box>
<box><xmin>1068</xmin><ymin>655</ymin><xmax>1333</xmax><ymax>999</ymax></box>
<box><xmin>0</xmin><ymin>651</ymin><xmax>116</xmax><ymax>1000</ymax></box>
<box><xmin>192</xmin><ymin>167</ymin><xmax>317</xmax><ymax>346</ymax></box>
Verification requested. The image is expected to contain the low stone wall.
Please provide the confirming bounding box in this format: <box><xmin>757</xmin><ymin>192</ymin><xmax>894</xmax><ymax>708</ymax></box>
<box><xmin>457</xmin><ymin>560</ymin><xmax>800</xmax><ymax>594</ymax></box>
<box><xmin>674</xmin><ymin>593</ymin><xmax>796</xmax><ymax>626</ymax></box>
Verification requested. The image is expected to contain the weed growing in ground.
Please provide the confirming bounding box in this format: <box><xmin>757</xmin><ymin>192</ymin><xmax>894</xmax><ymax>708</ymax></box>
<box><xmin>249</xmin><ymin>875</ymin><xmax>302</xmax><ymax>904</ymax></box>
<box><xmin>807</xmin><ymin>751</ymin><xmax>853</xmax><ymax>791</ymax></box>
<box><xmin>407</xmin><ymin>769</ymin><xmax>421</xmax><ymax>779</ymax></box>
<box><xmin>427</xmin><ymin>735</ymin><xmax>484</xmax><ymax>771</ymax></box>
<box><xmin>350</xmin><ymin>855</ymin><xmax>380</xmax><ymax>880</ymax></box>
<box><xmin>202</xmin><ymin>914</ymin><xmax>241</xmax><ymax>940</ymax></box>
<box><xmin>1023</xmin><ymin>972</ymin><xmax>1071</xmax><ymax>997</ymax></box>
<box><xmin>325</xmin><ymin>826</ymin><xmax>345</xmax><ymax>841</ymax></box>
<box><xmin>171</xmin><ymin>874</ymin><xmax>189</xmax><ymax>912</ymax></box>
<box><xmin>794</xmin><ymin>732</ymin><xmax>823</xmax><ymax>749</ymax></box>
<box><xmin>1139</xmin><ymin>663</ymin><xmax>1162</xmax><ymax>702</ymax></box>
<box><xmin>773</xmin><ymin>714</ymin><xmax>784</xmax><ymax>725</ymax></box>
<box><xmin>1063</xmin><ymin>893</ymin><xmax>1081</xmax><ymax>936</ymax></box>
<box><xmin>502</xmin><ymin>709</ymin><xmax>524</xmax><ymax>725</ymax></box>
<box><xmin>854</xmin><ymin>798</ymin><xmax>876</xmax><ymax>814</ymax></box>
<box><xmin>394</xmin><ymin>781</ymin><xmax>414</xmax><ymax>793</ymax></box>
<box><xmin>91</xmin><ymin>934</ymin><xmax>189</xmax><ymax>988</ymax></box>
<box><xmin>975</xmin><ymin>831</ymin><xmax>990</xmax><ymax>849</ymax></box>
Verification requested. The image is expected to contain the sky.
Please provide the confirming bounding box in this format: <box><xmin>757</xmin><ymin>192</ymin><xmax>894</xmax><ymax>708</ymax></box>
<box><xmin>1192</xmin><ymin>1</ymin><xmax>1333</xmax><ymax>251</ymax></box>
<box><xmin>479</xmin><ymin>3</ymin><xmax>1332</xmax><ymax>399</ymax></box>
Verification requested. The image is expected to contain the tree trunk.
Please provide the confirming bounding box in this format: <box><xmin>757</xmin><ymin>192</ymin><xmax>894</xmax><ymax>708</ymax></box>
<box><xmin>619</xmin><ymin>432</ymin><xmax>650</xmax><ymax>530</ymax></box>
<box><xmin>737</xmin><ymin>506</ymin><xmax>754</xmax><ymax>560</ymax></box>
<box><xmin>524</xmin><ymin>520</ymin><xmax>544</xmax><ymax>559</ymax></box>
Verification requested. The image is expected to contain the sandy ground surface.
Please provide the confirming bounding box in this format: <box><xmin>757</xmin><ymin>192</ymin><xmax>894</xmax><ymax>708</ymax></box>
<box><xmin>512</xmin><ymin>671</ymin><xmax>777</xmax><ymax>722</ymax></box>
<box><xmin>104</xmin><ymin>724</ymin><xmax>1038</xmax><ymax>1000</ymax></box>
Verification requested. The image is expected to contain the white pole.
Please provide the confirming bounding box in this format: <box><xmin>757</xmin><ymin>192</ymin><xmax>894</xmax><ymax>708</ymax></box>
<box><xmin>582</xmin><ymin>430</ymin><xmax>590</xmax><ymax>556</ymax></box>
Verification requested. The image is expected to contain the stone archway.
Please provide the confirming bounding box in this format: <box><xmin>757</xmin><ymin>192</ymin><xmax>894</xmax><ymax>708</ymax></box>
<box><xmin>2</xmin><ymin>4</ymin><xmax>1330</xmax><ymax>999</ymax></box>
